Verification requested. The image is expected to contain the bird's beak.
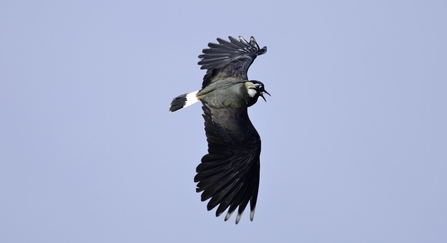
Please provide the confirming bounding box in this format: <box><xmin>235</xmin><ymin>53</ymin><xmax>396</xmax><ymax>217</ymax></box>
<box><xmin>260</xmin><ymin>90</ymin><xmax>271</xmax><ymax>102</ymax></box>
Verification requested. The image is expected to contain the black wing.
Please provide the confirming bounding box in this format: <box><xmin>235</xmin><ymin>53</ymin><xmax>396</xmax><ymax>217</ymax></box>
<box><xmin>194</xmin><ymin>104</ymin><xmax>261</xmax><ymax>224</ymax></box>
<box><xmin>198</xmin><ymin>36</ymin><xmax>267</xmax><ymax>89</ymax></box>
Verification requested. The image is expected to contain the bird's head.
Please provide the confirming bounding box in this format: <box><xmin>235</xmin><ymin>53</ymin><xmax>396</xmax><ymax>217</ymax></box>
<box><xmin>246</xmin><ymin>80</ymin><xmax>270</xmax><ymax>107</ymax></box>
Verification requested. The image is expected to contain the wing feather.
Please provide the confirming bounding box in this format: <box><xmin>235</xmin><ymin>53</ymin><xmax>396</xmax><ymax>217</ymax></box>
<box><xmin>194</xmin><ymin>104</ymin><xmax>261</xmax><ymax>224</ymax></box>
<box><xmin>198</xmin><ymin>36</ymin><xmax>267</xmax><ymax>88</ymax></box>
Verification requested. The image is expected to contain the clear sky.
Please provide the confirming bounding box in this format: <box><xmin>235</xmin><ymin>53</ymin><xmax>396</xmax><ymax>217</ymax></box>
<box><xmin>1</xmin><ymin>1</ymin><xmax>446</xmax><ymax>242</ymax></box>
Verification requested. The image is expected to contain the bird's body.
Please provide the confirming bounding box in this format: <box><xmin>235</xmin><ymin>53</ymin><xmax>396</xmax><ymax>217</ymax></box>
<box><xmin>199</xmin><ymin>78</ymin><xmax>249</xmax><ymax>108</ymax></box>
<box><xmin>169</xmin><ymin>36</ymin><xmax>268</xmax><ymax>224</ymax></box>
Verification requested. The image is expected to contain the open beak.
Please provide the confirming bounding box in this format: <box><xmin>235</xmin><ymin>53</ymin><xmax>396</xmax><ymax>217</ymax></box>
<box><xmin>260</xmin><ymin>90</ymin><xmax>271</xmax><ymax>102</ymax></box>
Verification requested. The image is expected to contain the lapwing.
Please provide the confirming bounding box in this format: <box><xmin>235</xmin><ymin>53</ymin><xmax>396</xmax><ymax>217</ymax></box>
<box><xmin>169</xmin><ymin>36</ymin><xmax>269</xmax><ymax>224</ymax></box>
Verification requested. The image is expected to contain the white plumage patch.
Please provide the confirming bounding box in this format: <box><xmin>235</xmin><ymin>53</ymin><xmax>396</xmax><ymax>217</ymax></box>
<box><xmin>247</xmin><ymin>88</ymin><xmax>257</xmax><ymax>98</ymax></box>
<box><xmin>245</xmin><ymin>82</ymin><xmax>257</xmax><ymax>98</ymax></box>
<box><xmin>184</xmin><ymin>91</ymin><xmax>199</xmax><ymax>108</ymax></box>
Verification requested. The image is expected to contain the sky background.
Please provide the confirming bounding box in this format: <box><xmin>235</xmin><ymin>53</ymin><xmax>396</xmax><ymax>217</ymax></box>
<box><xmin>1</xmin><ymin>1</ymin><xmax>446</xmax><ymax>242</ymax></box>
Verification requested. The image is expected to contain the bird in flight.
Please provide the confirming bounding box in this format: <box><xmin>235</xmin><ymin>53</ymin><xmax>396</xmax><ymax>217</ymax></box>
<box><xmin>169</xmin><ymin>36</ymin><xmax>269</xmax><ymax>224</ymax></box>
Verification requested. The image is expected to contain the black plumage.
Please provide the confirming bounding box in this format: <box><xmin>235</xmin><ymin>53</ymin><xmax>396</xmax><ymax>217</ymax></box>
<box><xmin>199</xmin><ymin>36</ymin><xmax>267</xmax><ymax>88</ymax></box>
<box><xmin>169</xmin><ymin>36</ymin><xmax>268</xmax><ymax>224</ymax></box>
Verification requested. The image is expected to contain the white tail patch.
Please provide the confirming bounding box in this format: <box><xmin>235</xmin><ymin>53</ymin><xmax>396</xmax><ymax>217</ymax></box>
<box><xmin>170</xmin><ymin>90</ymin><xmax>200</xmax><ymax>112</ymax></box>
<box><xmin>183</xmin><ymin>90</ymin><xmax>199</xmax><ymax>108</ymax></box>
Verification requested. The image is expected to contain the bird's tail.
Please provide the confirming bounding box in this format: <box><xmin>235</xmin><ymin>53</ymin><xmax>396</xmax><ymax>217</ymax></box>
<box><xmin>169</xmin><ymin>91</ymin><xmax>200</xmax><ymax>112</ymax></box>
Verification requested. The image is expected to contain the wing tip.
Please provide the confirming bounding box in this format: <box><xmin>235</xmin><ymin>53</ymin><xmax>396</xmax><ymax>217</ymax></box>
<box><xmin>250</xmin><ymin>207</ymin><xmax>256</xmax><ymax>221</ymax></box>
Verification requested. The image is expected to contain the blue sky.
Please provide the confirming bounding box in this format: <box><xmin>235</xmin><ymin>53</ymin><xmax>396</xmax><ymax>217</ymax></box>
<box><xmin>1</xmin><ymin>1</ymin><xmax>446</xmax><ymax>242</ymax></box>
